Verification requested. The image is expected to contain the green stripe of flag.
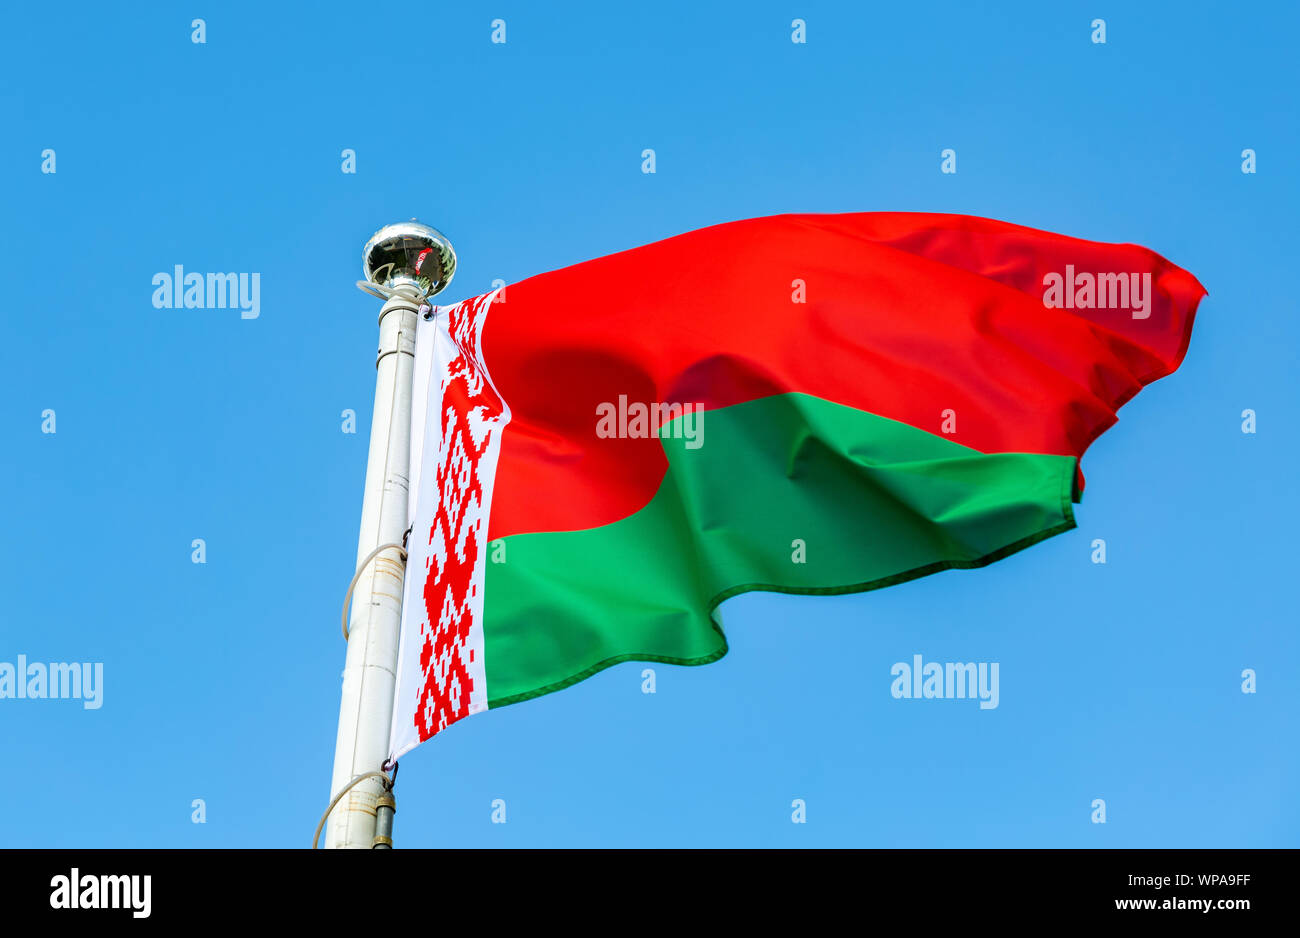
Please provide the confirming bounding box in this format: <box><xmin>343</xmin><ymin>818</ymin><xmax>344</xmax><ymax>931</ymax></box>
<box><xmin>483</xmin><ymin>391</ymin><xmax>1077</xmax><ymax>709</ymax></box>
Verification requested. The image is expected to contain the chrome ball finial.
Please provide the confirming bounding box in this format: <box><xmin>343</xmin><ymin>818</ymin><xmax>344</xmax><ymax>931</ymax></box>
<box><xmin>357</xmin><ymin>220</ymin><xmax>457</xmax><ymax>302</ymax></box>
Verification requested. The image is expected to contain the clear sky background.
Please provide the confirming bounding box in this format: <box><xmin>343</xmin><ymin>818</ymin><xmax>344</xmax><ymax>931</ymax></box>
<box><xmin>1</xmin><ymin>1</ymin><xmax>1296</xmax><ymax>847</ymax></box>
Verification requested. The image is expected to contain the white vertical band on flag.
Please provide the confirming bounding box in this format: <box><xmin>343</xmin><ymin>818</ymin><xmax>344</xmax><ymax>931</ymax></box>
<box><xmin>407</xmin><ymin>305</ymin><xmax>437</xmax><ymax>524</ymax></box>
<box><xmin>389</xmin><ymin>288</ymin><xmax>509</xmax><ymax>762</ymax></box>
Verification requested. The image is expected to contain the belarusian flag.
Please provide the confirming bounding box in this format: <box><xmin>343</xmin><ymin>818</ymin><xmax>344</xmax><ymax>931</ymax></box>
<box><xmin>388</xmin><ymin>211</ymin><xmax>1204</xmax><ymax>760</ymax></box>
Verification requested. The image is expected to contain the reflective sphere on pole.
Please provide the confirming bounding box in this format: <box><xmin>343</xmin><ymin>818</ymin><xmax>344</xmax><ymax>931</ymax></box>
<box><xmin>358</xmin><ymin>220</ymin><xmax>457</xmax><ymax>302</ymax></box>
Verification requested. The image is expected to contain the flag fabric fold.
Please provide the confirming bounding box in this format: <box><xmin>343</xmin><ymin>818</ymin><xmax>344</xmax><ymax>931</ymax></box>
<box><xmin>388</xmin><ymin>211</ymin><xmax>1205</xmax><ymax>760</ymax></box>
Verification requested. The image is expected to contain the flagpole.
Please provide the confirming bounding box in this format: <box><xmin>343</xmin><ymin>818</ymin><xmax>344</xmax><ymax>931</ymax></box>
<box><xmin>324</xmin><ymin>221</ymin><xmax>456</xmax><ymax>849</ymax></box>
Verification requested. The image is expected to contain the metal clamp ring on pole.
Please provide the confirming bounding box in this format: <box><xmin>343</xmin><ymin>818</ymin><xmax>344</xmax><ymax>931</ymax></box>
<box><xmin>342</xmin><ymin>542</ymin><xmax>409</xmax><ymax>640</ymax></box>
<box><xmin>312</xmin><ymin>769</ymin><xmax>393</xmax><ymax>849</ymax></box>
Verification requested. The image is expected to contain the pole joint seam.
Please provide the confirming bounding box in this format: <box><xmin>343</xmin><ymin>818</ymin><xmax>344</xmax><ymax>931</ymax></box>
<box><xmin>342</xmin><ymin>542</ymin><xmax>409</xmax><ymax>641</ymax></box>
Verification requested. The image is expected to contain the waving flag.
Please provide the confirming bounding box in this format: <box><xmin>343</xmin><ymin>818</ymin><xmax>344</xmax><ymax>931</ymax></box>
<box><xmin>388</xmin><ymin>212</ymin><xmax>1205</xmax><ymax>760</ymax></box>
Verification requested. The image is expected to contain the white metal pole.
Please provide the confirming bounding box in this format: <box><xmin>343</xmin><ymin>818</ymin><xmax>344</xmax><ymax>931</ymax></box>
<box><xmin>325</xmin><ymin>220</ymin><xmax>455</xmax><ymax>849</ymax></box>
<box><xmin>325</xmin><ymin>292</ymin><xmax>418</xmax><ymax>849</ymax></box>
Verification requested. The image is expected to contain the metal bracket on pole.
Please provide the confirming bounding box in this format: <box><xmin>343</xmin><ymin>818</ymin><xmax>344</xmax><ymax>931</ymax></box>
<box><xmin>372</xmin><ymin>788</ymin><xmax>396</xmax><ymax>849</ymax></box>
<box><xmin>324</xmin><ymin>220</ymin><xmax>456</xmax><ymax>850</ymax></box>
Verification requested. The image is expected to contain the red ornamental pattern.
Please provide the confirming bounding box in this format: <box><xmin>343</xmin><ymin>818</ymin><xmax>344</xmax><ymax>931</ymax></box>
<box><xmin>415</xmin><ymin>292</ymin><xmax>504</xmax><ymax>740</ymax></box>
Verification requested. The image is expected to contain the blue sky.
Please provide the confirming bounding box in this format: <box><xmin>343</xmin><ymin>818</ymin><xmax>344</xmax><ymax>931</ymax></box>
<box><xmin>1</xmin><ymin>1</ymin><xmax>1296</xmax><ymax>847</ymax></box>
